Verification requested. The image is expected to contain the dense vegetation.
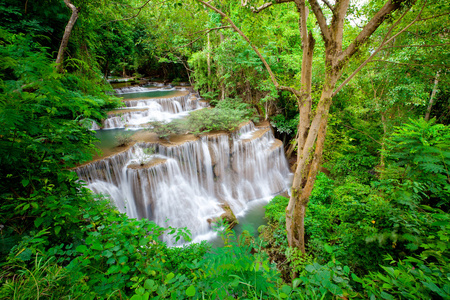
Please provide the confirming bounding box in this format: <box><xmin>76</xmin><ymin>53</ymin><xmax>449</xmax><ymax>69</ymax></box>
<box><xmin>1</xmin><ymin>0</ymin><xmax>449</xmax><ymax>299</ymax></box>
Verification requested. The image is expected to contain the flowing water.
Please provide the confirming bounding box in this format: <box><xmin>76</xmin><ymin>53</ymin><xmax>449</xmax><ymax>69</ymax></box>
<box><xmin>78</xmin><ymin>86</ymin><xmax>291</xmax><ymax>245</ymax></box>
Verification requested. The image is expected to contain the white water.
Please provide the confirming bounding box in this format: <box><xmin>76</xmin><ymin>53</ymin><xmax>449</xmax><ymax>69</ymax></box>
<box><xmin>94</xmin><ymin>87</ymin><xmax>201</xmax><ymax>130</ymax></box>
<box><xmin>77</xmin><ymin>124</ymin><xmax>290</xmax><ymax>245</ymax></box>
<box><xmin>80</xmin><ymin>91</ymin><xmax>291</xmax><ymax>244</ymax></box>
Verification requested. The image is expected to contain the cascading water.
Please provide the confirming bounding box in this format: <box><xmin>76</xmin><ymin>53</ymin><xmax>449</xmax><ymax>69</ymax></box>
<box><xmin>79</xmin><ymin>89</ymin><xmax>291</xmax><ymax>244</ymax></box>
<box><xmin>94</xmin><ymin>87</ymin><xmax>200</xmax><ymax>129</ymax></box>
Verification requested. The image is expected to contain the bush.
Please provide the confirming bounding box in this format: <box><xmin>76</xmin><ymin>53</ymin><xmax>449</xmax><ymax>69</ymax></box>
<box><xmin>115</xmin><ymin>132</ymin><xmax>134</xmax><ymax>146</ymax></box>
<box><xmin>147</xmin><ymin>104</ymin><xmax>252</xmax><ymax>139</ymax></box>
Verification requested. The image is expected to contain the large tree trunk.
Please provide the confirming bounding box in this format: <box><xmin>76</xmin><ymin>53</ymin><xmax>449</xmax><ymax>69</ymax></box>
<box><xmin>287</xmin><ymin>72</ymin><xmax>338</xmax><ymax>250</ymax></box>
<box><xmin>55</xmin><ymin>0</ymin><xmax>80</xmax><ymax>73</ymax></box>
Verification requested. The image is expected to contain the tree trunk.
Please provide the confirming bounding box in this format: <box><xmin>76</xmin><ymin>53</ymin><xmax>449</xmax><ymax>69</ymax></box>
<box><xmin>425</xmin><ymin>71</ymin><xmax>440</xmax><ymax>121</ymax></box>
<box><xmin>55</xmin><ymin>0</ymin><xmax>80</xmax><ymax>73</ymax></box>
<box><xmin>207</xmin><ymin>33</ymin><xmax>212</xmax><ymax>92</ymax></box>
<box><xmin>379</xmin><ymin>112</ymin><xmax>387</xmax><ymax>171</ymax></box>
<box><xmin>287</xmin><ymin>75</ymin><xmax>337</xmax><ymax>250</ymax></box>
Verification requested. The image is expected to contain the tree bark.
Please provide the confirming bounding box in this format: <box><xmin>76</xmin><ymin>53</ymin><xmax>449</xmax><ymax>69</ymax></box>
<box><xmin>425</xmin><ymin>71</ymin><xmax>440</xmax><ymax>121</ymax></box>
<box><xmin>55</xmin><ymin>0</ymin><xmax>80</xmax><ymax>73</ymax></box>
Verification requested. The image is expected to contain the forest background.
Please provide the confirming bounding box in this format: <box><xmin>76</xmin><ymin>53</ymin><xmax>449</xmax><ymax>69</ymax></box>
<box><xmin>0</xmin><ymin>0</ymin><xmax>449</xmax><ymax>299</ymax></box>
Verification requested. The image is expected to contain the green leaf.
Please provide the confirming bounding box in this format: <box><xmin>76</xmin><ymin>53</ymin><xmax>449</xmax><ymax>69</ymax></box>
<box><xmin>91</xmin><ymin>243</ymin><xmax>103</xmax><ymax>251</ymax></box>
<box><xmin>34</xmin><ymin>218</ymin><xmax>44</xmax><ymax>228</ymax></box>
<box><xmin>144</xmin><ymin>279</ymin><xmax>155</xmax><ymax>290</ymax></box>
<box><xmin>21</xmin><ymin>179</ymin><xmax>29</xmax><ymax>187</ymax></box>
<box><xmin>343</xmin><ymin>266</ymin><xmax>350</xmax><ymax>274</ymax></box>
<box><xmin>324</xmin><ymin>243</ymin><xmax>333</xmax><ymax>253</ymax></box>
<box><xmin>281</xmin><ymin>285</ymin><xmax>292</xmax><ymax>295</ymax></box>
<box><xmin>185</xmin><ymin>285</ymin><xmax>195</xmax><ymax>297</ymax></box>
<box><xmin>293</xmin><ymin>278</ymin><xmax>301</xmax><ymax>288</ymax></box>
<box><xmin>54</xmin><ymin>226</ymin><xmax>61</xmax><ymax>235</ymax></box>
<box><xmin>165</xmin><ymin>272</ymin><xmax>175</xmax><ymax>283</ymax></box>
<box><xmin>76</xmin><ymin>245</ymin><xmax>87</xmax><ymax>253</ymax></box>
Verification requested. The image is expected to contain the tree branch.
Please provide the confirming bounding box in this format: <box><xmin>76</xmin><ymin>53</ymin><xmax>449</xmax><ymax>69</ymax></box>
<box><xmin>321</xmin><ymin>0</ymin><xmax>334</xmax><ymax>12</ymax></box>
<box><xmin>342</xmin><ymin>124</ymin><xmax>382</xmax><ymax>144</ymax></box>
<box><xmin>369</xmin><ymin>60</ymin><xmax>443</xmax><ymax>68</ymax></box>
<box><xmin>195</xmin><ymin>0</ymin><xmax>281</xmax><ymax>90</ymax></box>
<box><xmin>253</xmin><ymin>2</ymin><xmax>274</xmax><ymax>13</ymax></box>
<box><xmin>339</xmin><ymin>0</ymin><xmax>409</xmax><ymax>63</ymax></box>
<box><xmin>330</xmin><ymin>0</ymin><xmax>350</xmax><ymax>51</ymax></box>
<box><xmin>333</xmin><ymin>2</ymin><xmax>426</xmax><ymax>97</ymax></box>
<box><xmin>381</xmin><ymin>42</ymin><xmax>450</xmax><ymax>49</ymax></box>
<box><xmin>251</xmin><ymin>0</ymin><xmax>294</xmax><ymax>13</ymax></box>
<box><xmin>188</xmin><ymin>25</ymin><xmax>231</xmax><ymax>37</ymax></box>
<box><xmin>103</xmin><ymin>0</ymin><xmax>153</xmax><ymax>24</ymax></box>
<box><xmin>172</xmin><ymin>26</ymin><xmax>232</xmax><ymax>50</ymax></box>
<box><xmin>56</xmin><ymin>0</ymin><xmax>80</xmax><ymax>73</ymax></box>
<box><xmin>308</xmin><ymin>0</ymin><xmax>331</xmax><ymax>45</ymax></box>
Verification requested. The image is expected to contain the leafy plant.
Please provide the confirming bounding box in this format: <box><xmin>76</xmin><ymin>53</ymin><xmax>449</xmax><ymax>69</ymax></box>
<box><xmin>385</xmin><ymin>118</ymin><xmax>450</xmax><ymax>207</ymax></box>
<box><xmin>115</xmin><ymin>132</ymin><xmax>134</xmax><ymax>147</ymax></box>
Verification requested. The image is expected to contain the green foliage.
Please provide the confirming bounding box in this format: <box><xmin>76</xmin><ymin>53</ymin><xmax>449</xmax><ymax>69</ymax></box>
<box><xmin>270</xmin><ymin>114</ymin><xmax>299</xmax><ymax>135</ymax></box>
<box><xmin>355</xmin><ymin>208</ymin><xmax>450</xmax><ymax>299</ymax></box>
<box><xmin>262</xmin><ymin>196</ymin><xmax>289</xmax><ymax>252</ymax></box>
<box><xmin>296</xmin><ymin>260</ymin><xmax>356</xmax><ymax>299</ymax></box>
<box><xmin>0</xmin><ymin>255</ymin><xmax>86</xmax><ymax>300</ymax></box>
<box><xmin>196</xmin><ymin>226</ymin><xmax>280</xmax><ymax>299</ymax></box>
<box><xmin>187</xmin><ymin>107</ymin><xmax>250</xmax><ymax>134</ymax></box>
<box><xmin>385</xmin><ymin>118</ymin><xmax>450</xmax><ymax>207</ymax></box>
<box><xmin>115</xmin><ymin>132</ymin><xmax>134</xmax><ymax>147</ymax></box>
<box><xmin>265</xmin><ymin>195</ymin><xmax>290</xmax><ymax>223</ymax></box>
<box><xmin>67</xmin><ymin>213</ymin><xmax>206</xmax><ymax>298</ymax></box>
<box><xmin>147</xmin><ymin>119</ymin><xmax>189</xmax><ymax>140</ymax></box>
<box><xmin>0</xmin><ymin>28</ymin><xmax>121</xmax><ymax>255</ymax></box>
<box><xmin>148</xmin><ymin>103</ymin><xmax>252</xmax><ymax>139</ymax></box>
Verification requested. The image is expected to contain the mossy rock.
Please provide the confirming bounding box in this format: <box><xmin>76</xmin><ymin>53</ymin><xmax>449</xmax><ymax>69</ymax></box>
<box><xmin>207</xmin><ymin>202</ymin><xmax>238</xmax><ymax>229</ymax></box>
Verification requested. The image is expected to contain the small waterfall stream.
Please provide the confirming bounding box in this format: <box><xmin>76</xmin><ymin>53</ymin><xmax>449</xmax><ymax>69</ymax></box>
<box><xmin>79</xmin><ymin>87</ymin><xmax>291</xmax><ymax>244</ymax></box>
<box><xmin>94</xmin><ymin>87</ymin><xmax>200</xmax><ymax>130</ymax></box>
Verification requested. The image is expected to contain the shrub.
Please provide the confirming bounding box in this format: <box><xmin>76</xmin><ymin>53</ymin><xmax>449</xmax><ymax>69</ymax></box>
<box><xmin>115</xmin><ymin>132</ymin><xmax>134</xmax><ymax>147</ymax></box>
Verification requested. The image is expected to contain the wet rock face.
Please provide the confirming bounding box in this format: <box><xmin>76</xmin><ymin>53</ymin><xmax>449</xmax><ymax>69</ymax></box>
<box><xmin>207</xmin><ymin>202</ymin><xmax>238</xmax><ymax>229</ymax></box>
<box><xmin>77</xmin><ymin>120</ymin><xmax>291</xmax><ymax>245</ymax></box>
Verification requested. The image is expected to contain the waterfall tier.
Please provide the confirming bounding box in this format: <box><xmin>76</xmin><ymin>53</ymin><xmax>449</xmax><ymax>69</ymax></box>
<box><xmin>93</xmin><ymin>90</ymin><xmax>201</xmax><ymax>130</ymax></box>
<box><xmin>76</xmin><ymin>122</ymin><xmax>290</xmax><ymax>244</ymax></box>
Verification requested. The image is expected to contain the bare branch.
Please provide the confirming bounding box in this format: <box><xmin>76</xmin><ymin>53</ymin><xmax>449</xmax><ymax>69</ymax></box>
<box><xmin>330</xmin><ymin>0</ymin><xmax>350</xmax><ymax>51</ymax></box>
<box><xmin>339</xmin><ymin>0</ymin><xmax>410</xmax><ymax>62</ymax></box>
<box><xmin>321</xmin><ymin>0</ymin><xmax>334</xmax><ymax>12</ymax></box>
<box><xmin>56</xmin><ymin>0</ymin><xmax>80</xmax><ymax>73</ymax></box>
<box><xmin>253</xmin><ymin>2</ymin><xmax>274</xmax><ymax>13</ymax></box>
<box><xmin>308</xmin><ymin>0</ymin><xmax>331</xmax><ymax>45</ymax></box>
<box><xmin>333</xmin><ymin>2</ymin><xmax>426</xmax><ymax>96</ymax></box>
<box><xmin>103</xmin><ymin>0</ymin><xmax>153</xmax><ymax>25</ymax></box>
<box><xmin>418</xmin><ymin>11</ymin><xmax>450</xmax><ymax>21</ymax></box>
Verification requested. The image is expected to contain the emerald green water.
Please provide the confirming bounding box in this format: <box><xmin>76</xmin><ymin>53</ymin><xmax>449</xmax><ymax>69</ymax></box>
<box><xmin>209</xmin><ymin>198</ymin><xmax>270</xmax><ymax>248</ymax></box>
<box><xmin>94</xmin><ymin>128</ymin><xmax>137</xmax><ymax>148</ymax></box>
<box><xmin>119</xmin><ymin>90</ymin><xmax>178</xmax><ymax>99</ymax></box>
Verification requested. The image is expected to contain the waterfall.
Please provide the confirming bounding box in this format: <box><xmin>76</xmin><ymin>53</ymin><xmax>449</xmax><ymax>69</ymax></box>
<box><xmin>95</xmin><ymin>88</ymin><xmax>200</xmax><ymax>130</ymax></box>
<box><xmin>76</xmin><ymin>122</ymin><xmax>290</xmax><ymax>244</ymax></box>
